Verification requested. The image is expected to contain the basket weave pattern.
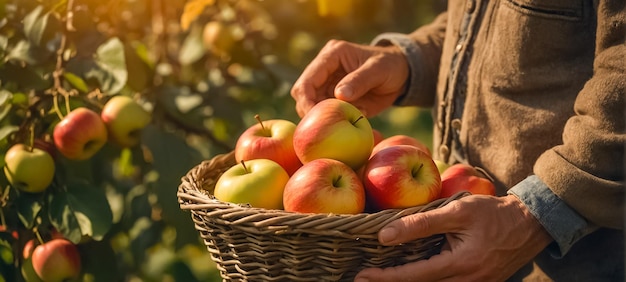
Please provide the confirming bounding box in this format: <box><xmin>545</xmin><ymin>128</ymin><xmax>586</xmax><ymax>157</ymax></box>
<box><xmin>178</xmin><ymin>151</ymin><xmax>465</xmax><ymax>281</ymax></box>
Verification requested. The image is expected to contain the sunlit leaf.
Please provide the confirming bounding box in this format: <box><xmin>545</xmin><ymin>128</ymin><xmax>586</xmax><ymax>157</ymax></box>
<box><xmin>22</xmin><ymin>6</ymin><xmax>47</xmax><ymax>46</ymax></box>
<box><xmin>93</xmin><ymin>38</ymin><xmax>127</xmax><ymax>94</ymax></box>
<box><xmin>0</xmin><ymin>126</ymin><xmax>18</xmax><ymax>142</ymax></box>
<box><xmin>48</xmin><ymin>180</ymin><xmax>113</xmax><ymax>243</ymax></box>
<box><xmin>178</xmin><ymin>25</ymin><xmax>205</xmax><ymax>65</ymax></box>
<box><xmin>180</xmin><ymin>0</ymin><xmax>215</xmax><ymax>31</ymax></box>
<box><xmin>5</xmin><ymin>40</ymin><xmax>50</xmax><ymax>65</ymax></box>
<box><xmin>63</xmin><ymin>72</ymin><xmax>89</xmax><ymax>93</ymax></box>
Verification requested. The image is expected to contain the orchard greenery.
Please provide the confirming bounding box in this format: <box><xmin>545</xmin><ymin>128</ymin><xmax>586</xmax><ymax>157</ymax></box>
<box><xmin>0</xmin><ymin>0</ymin><xmax>440</xmax><ymax>281</ymax></box>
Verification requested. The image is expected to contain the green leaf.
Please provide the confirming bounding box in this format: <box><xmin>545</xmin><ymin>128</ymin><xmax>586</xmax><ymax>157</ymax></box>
<box><xmin>0</xmin><ymin>125</ymin><xmax>18</xmax><ymax>143</ymax></box>
<box><xmin>22</xmin><ymin>6</ymin><xmax>48</xmax><ymax>46</ymax></box>
<box><xmin>5</xmin><ymin>40</ymin><xmax>50</xmax><ymax>65</ymax></box>
<box><xmin>63</xmin><ymin>72</ymin><xmax>89</xmax><ymax>93</ymax></box>
<box><xmin>66</xmin><ymin>38</ymin><xmax>127</xmax><ymax>94</ymax></box>
<box><xmin>15</xmin><ymin>191</ymin><xmax>44</xmax><ymax>229</ymax></box>
<box><xmin>94</xmin><ymin>38</ymin><xmax>127</xmax><ymax>94</ymax></box>
<box><xmin>178</xmin><ymin>25</ymin><xmax>205</xmax><ymax>65</ymax></box>
<box><xmin>77</xmin><ymin>240</ymin><xmax>121</xmax><ymax>282</ymax></box>
<box><xmin>48</xmin><ymin>180</ymin><xmax>113</xmax><ymax>243</ymax></box>
<box><xmin>0</xmin><ymin>90</ymin><xmax>11</xmax><ymax>106</ymax></box>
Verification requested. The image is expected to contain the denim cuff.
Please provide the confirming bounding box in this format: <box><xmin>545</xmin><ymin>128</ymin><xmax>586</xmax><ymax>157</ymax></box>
<box><xmin>508</xmin><ymin>175</ymin><xmax>598</xmax><ymax>257</ymax></box>
<box><xmin>370</xmin><ymin>32</ymin><xmax>423</xmax><ymax>106</ymax></box>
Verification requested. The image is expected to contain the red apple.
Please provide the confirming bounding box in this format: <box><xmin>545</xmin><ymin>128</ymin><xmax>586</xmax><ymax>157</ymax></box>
<box><xmin>31</xmin><ymin>239</ymin><xmax>81</xmax><ymax>282</ymax></box>
<box><xmin>363</xmin><ymin>145</ymin><xmax>441</xmax><ymax>211</ymax></box>
<box><xmin>214</xmin><ymin>159</ymin><xmax>289</xmax><ymax>209</ymax></box>
<box><xmin>100</xmin><ymin>95</ymin><xmax>151</xmax><ymax>148</ymax></box>
<box><xmin>283</xmin><ymin>158</ymin><xmax>365</xmax><ymax>214</ymax></box>
<box><xmin>53</xmin><ymin>107</ymin><xmax>108</xmax><ymax>160</ymax></box>
<box><xmin>293</xmin><ymin>98</ymin><xmax>374</xmax><ymax>170</ymax></box>
<box><xmin>23</xmin><ymin>239</ymin><xmax>37</xmax><ymax>259</ymax></box>
<box><xmin>372</xmin><ymin>129</ymin><xmax>384</xmax><ymax>146</ymax></box>
<box><xmin>439</xmin><ymin>163</ymin><xmax>496</xmax><ymax>198</ymax></box>
<box><xmin>370</xmin><ymin>134</ymin><xmax>432</xmax><ymax>157</ymax></box>
<box><xmin>4</xmin><ymin>144</ymin><xmax>55</xmax><ymax>193</ymax></box>
<box><xmin>235</xmin><ymin>115</ymin><xmax>302</xmax><ymax>175</ymax></box>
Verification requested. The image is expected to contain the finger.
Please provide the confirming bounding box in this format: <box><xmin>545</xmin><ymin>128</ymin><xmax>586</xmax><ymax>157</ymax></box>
<box><xmin>334</xmin><ymin>56</ymin><xmax>388</xmax><ymax>103</ymax></box>
<box><xmin>354</xmin><ymin>250</ymin><xmax>456</xmax><ymax>282</ymax></box>
<box><xmin>378</xmin><ymin>201</ymin><xmax>464</xmax><ymax>246</ymax></box>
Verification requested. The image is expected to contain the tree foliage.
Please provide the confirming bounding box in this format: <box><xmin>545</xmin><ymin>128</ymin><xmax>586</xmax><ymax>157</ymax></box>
<box><xmin>0</xmin><ymin>0</ymin><xmax>442</xmax><ymax>280</ymax></box>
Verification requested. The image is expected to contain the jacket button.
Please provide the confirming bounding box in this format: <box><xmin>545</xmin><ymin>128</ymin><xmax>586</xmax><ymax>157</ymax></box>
<box><xmin>466</xmin><ymin>0</ymin><xmax>476</xmax><ymax>13</ymax></box>
<box><xmin>451</xmin><ymin>119</ymin><xmax>462</xmax><ymax>130</ymax></box>
<box><xmin>439</xmin><ymin>145</ymin><xmax>450</xmax><ymax>159</ymax></box>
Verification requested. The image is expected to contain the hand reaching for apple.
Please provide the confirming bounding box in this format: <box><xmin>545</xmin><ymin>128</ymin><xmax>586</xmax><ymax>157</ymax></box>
<box><xmin>353</xmin><ymin>195</ymin><xmax>554</xmax><ymax>282</ymax></box>
<box><xmin>290</xmin><ymin>40</ymin><xmax>409</xmax><ymax>118</ymax></box>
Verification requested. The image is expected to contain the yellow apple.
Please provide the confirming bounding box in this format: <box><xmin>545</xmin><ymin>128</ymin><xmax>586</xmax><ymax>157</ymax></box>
<box><xmin>214</xmin><ymin>159</ymin><xmax>289</xmax><ymax>209</ymax></box>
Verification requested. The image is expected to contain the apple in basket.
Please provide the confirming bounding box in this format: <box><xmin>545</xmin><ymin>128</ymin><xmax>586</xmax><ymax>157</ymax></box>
<box><xmin>214</xmin><ymin>159</ymin><xmax>289</xmax><ymax>209</ymax></box>
<box><xmin>370</xmin><ymin>134</ymin><xmax>432</xmax><ymax>157</ymax></box>
<box><xmin>235</xmin><ymin>115</ymin><xmax>302</xmax><ymax>176</ymax></box>
<box><xmin>438</xmin><ymin>163</ymin><xmax>496</xmax><ymax>198</ymax></box>
<box><xmin>283</xmin><ymin>158</ymin><xmax>366</xmax><ymax>214</ymax></box>
<box><xmin>363</xmin><ymin>145</ymin><xmax>441</xmax><ymax>211</ymax></box>
<box><xmin>293</xmin><ymin>98</ymin><xmax>374</xmax><ymax>170</ymax></box>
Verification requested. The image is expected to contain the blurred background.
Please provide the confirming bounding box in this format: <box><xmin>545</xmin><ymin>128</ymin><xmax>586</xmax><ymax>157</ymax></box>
<box><xmin>0</xmin><ymin>0</ymin><xmax>445</xmax><ymax>281</ymax></box>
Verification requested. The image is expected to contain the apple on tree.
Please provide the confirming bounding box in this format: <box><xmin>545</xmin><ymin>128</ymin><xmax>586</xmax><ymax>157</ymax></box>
<box><xmin>100</xmin><ymin>95</ymin><xmax>151</xmax><ymax>148</ymax></box>
<box><xmin>370</xmin><ymin>134</ymin><xmax>432</xmax><ymax>158</ymax></box>
<box><xmin>31</xmin><ymin>239</ymin><xmax>81</xmax><ymax>282</ymax></box>
<box><xmin>438</xmin><ymin>163</ymin><xmax>496</xmax><ymax>198</ymax></box>
<box><xmin>53</xmin><ymin>107</ymin><xmax>108</xmax><ymax>160</ymax></box>
<box><xmin>235</xmin><ymin>115</ymin><xmax>302</xmax><ymax>175</ymax></box>
<box><xmin>283</xmin><ymin>158</ymin><xmax>366</xmax><ymax>214</ymax></box>
<box><xmin>363</xmin><ymin>145</ymin><xmax>441</xmax><ymax>211</ymax></box>
<box><xmin>214</xmin><ymin>159</ymin><xmax>289</xmax><ymax>209</ymax></box>
<box><xmin>293</xmin><ymin>98</ymin><xmax>374</xmax><ymax>170</ymax></box>
<box><xmin>3</xmin><ymin>144</ymin><xmax>55</xmax><ymax>193</ymax></box>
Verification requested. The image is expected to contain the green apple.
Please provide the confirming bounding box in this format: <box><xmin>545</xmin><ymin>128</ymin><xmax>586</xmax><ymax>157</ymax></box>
<box><xmin>293</xmin><ymin>98</ymin><xmax>374</xmax><ymax>170</ymax></box>
<box><xmin>31</xmin><ymin>239</ymin><xmax>81</xmax><ymax>282</ymax></box>
<box><xmin>214</xmin><ymin>159</ymin><xmax>289</xmax><ymax>209</ymax></box>
<box><xmin>100</xmin><ymin>95</ymin><xmax>151</xmax><ymax>148</ymax></box>
<box><xmin>433</xmin><ymin>159</ymin><xmax>450</xmax><ymax>175</ymax></box>
<box><xmin>4</xmin><ymin>144</ymin><xmax>55</xmax><ymax>193</ymax></box>
<box><xmin>363</xmin><ymin>145</ymin><xmax>442</xmax><ymax>211</ymax></box>
<box><xmin>53</xmin><ymin>107</ymin><xmax>108</xmax><ymax>160</ymax></box>
<box><xmin>283</xmin><ymin>158</ymin><xmax>366</xmax><ymax>214</ymax></box>
<box><xmin>235</xmin><ymin>115</ymin><xmax>302</xmax><ymax>175</ymax></box>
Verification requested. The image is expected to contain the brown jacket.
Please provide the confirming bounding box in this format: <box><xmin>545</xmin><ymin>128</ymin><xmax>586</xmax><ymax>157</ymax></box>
<box><xmin>394</xmin><ymin>0</ymin><xmax>625</xmax><ymax>280</ymax></box>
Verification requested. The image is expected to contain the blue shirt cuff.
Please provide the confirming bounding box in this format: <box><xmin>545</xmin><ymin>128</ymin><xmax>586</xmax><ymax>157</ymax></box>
<box><xmin>507</xmin><ymin>175</ymin><xmax>598</xmax><ymax>257</ymax></box>
<box><xmin>370</xmin><ymin>32</ymin><xmax>422</xmax><ymax>106</ymax></box>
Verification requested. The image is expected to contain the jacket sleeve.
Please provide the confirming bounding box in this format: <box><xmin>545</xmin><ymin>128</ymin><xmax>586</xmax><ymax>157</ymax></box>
<box><xmin>370</xmin><ymin>12</ymin><xmax>447</xmax><ymax>108</ymax></box>
<box><xmin>533</xmin><ymin>0</ymin><xmax>625</xmax><ymax>229</ymax></box>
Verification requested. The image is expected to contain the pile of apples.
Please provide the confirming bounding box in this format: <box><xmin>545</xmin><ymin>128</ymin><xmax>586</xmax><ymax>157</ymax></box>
<box><xmin>2</xmin><ymin>95</ymin><xmax>151</xmax><ymax>281</ymax></box>
<box><xmin>213</xmin><ymin>98</ymin><xmax>495</xmax><ymax>214</ymax></box>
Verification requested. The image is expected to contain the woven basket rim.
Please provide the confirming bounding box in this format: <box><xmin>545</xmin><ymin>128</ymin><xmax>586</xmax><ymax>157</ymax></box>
<box><xmin>177</xmin><ymin>151</ymin><xmax>468</xmax><ymax>237</ymax></box>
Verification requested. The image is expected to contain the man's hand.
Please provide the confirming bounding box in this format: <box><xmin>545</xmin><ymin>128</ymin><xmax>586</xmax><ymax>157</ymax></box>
<box><xmin>290</xmin><ymin>40</ymin><xmax>409</xmax><ymax>118</ymax></box>
<box><xmin>354</xmin><ymin>195</ymin><xmax>554</xmax><ymax>282</ymax></box>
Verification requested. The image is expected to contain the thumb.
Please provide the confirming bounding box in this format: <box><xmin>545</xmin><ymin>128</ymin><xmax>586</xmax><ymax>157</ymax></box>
<box><xmin>378</xmin><ymin>203</ymin><xmax>461</xmax><ymax>245</ymax></box>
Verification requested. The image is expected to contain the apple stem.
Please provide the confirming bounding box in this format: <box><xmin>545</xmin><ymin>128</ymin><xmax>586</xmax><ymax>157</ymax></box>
<box><xmin>34</xmin><ymin>228</ymin><xmax>45</xmax><ymax>245</ymax></box>
<box><xmin>240</xmin><ymin>160</ymin><xmax>249</xmax><ymax>173</ymax></box>
<box><xmin>254</xmin><ymin>114</ymin><xmax>266</xmax><ymax>131</ymax></box>
<box><xmin>412</xmin><ymin>163</ymin><xmax>424</xmax><ymax>178</ymax></box>
<box><xmin>352</xmin><ymin>115</ymin><xmax>364</xmax><ymax>126</ymax></box>
<box><xmin>27</xmin><ymin>123</ymin><xmax>35</xmax><ymax>152</ymax></box>
<box><xmin>332</xmin><ymin>175</ymin><xmax>342</xmax><ymax>187</ymax></box>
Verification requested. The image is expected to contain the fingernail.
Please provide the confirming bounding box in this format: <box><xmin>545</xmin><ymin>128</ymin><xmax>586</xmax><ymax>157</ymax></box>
<box><xmin>379</xmin><ymin>226</ymin><xmax>398</xmax><ymax>244</ymax></box>
<box><xmin>336</xmin><ymin>85</ymin><xmax>353</xmax><ymax>99</ymax></box>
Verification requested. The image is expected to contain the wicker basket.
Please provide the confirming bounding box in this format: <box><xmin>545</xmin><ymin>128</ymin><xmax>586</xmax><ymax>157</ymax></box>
<box><xmin>177</xmin><ymin>151</ymin><xmax>467</xmax><ymax>281</ymax></box>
